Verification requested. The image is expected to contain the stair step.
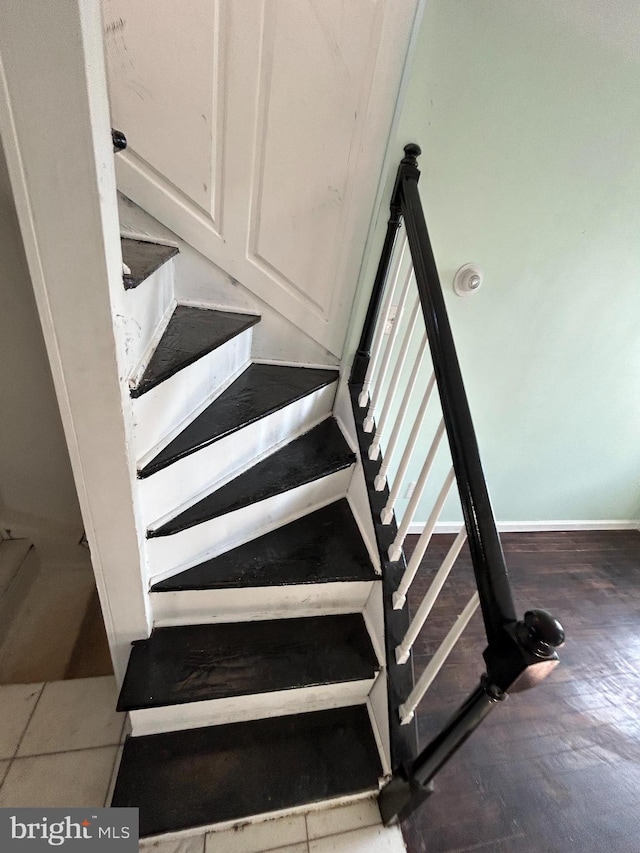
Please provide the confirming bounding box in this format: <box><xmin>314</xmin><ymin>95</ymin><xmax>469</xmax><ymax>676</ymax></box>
<box><xmin>131</xmin><ymin>305</ymin><xmax>260</xmax><ymax>398</ymax></box>
<box><xmin>121</xmin><ymin>237</ymin><xmax>178</xmax><ymax>290</ymax></box>
<box><xmin>139</xmin><ymin>363</ymin><xmax>338</xmax><ymax>478</ymax></box>
<box><xmin>152</xmin><ymin>499</ymin><xmax>376</xmax><ymax>591</ymax></box>
<box><xmin>148</xmin><ymin>418</ymin><xmax>355</xmax><ymax>538</ymax></box>
<box><xmin>112</xmin><ymin>705</ymin><xmax>382</xmax><ymax>837</ymax></box>
<box><xmin>118</xmin><ymin>613</ymin><xmax>377</xmax><ymax>712</ymax></box>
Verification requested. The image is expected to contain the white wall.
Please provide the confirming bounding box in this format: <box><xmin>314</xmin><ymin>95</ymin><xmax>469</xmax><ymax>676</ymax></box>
<box><xmin>0</xmin><ymin>0</ymin><xmax>150</xmax><ymax>679</ymax></box>
<box><xmin>349</xmin><ymin>0</ymin><xmax>640</xmax><ymax>525</ymax></box>
<box><xmin>0</xmin><ymin>141</ymin><xmax>84</xmax><ymax>561</ymax></box>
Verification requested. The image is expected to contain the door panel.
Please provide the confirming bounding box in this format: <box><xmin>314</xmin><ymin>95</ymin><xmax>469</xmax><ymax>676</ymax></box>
<box><xmin>103</xmin><ymin>0</ymin><xmax>419</xmax><ymax>355</ymax></box>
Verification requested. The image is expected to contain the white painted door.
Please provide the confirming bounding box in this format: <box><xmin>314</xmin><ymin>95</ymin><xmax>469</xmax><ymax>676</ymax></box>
<box><xmin>102</xmin><ymin>0</ymin><xmax>420</xmax><ymax>357</ymax></box>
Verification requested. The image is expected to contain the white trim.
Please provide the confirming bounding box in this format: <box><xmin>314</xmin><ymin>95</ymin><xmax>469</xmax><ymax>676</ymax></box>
<box><xmin>333</xmin><ymin>381</ymin><xmax>381</xmax><ymax>574</ymax></box>
<box><xmin>0</xmin><ymin>1</ymin><xmax>150</xmax><ymax>681</ymax></box>
<box><xmin>251</xmin><ymin>357</ymin><xmax>341</xmax><ymax>371</ymax></box>
<box><xmin>119</xmin><ymin>229</ymin><xmax>179</xmax><ymax>249</ymax></box>
<box><xmin>407</xmin><ymin>519</ymin><xmax>640</xmax><ymax>534</ymax></box>
<box><xmin>172</xmin><ymin>295</ymin><xmax>261</xmax><ymax>319</ymax></box>
<box><xmin>366</xmin><ymin>688</ymin><xmax>392</xmax><ymax>778</ymax></box>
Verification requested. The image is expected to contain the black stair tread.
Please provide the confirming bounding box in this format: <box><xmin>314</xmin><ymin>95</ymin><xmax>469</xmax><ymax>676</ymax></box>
<box><xmin>152</xmin><ymin>499</ymin><xmax>377</xmax><ymax>591</ymax></box>
<box><xmin>121</xmin><ymin>237</ymin><xmax>179</xmax><ymax>290</ymax></box>
<box><xmin>112</xmin><ymin>705</ymin><xmax>382</xmax><ymax>837</ymax></box>
<box><xmin>149</xmin><ymin>418</ymin><xmax>355</xmax><ymax>538</ymax></box>
<box><xmin>117</xmin><ymin>613</ymin><xmax>378</xmax><ymax>711</ymax></box>
<box><xmin>139</xmin><ymin>363</ymin><xmax>339</xmax><ymax>478</ymax></box>
<box><xmin>131</xmin><ymin>305</ymin><xmax>260</xmax><ymax>399</ymax></box>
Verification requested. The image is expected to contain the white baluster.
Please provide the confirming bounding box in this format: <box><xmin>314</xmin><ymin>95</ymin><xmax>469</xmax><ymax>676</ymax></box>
<box><xmin>387</xmin><ymin>418</ymin><xmax>445</xmax><ymax>561</ymax></box>
<box><xmin>358</xmin><ymin>233</ymin><xmax>408</xmax><ymax>408</ymax></box>
<box><xmin>373</xmin><ymin>335</ymin><xmax>428</xmax><ymax>489</ymax></box>
<box><xmin>399</xmin><ymin>591</ymin><xmax>480</xmax><ymax>724</ymax></box>
<box><xmin>395</xmin><ymin>528</ymin><xmax>467</xmax><ymax>664</ymax></box>
<box><xmin>393</xmin><ymin>467</ymin><xmax>456</xmax><ymax>609</ymax></box>
<box><xmin>363</xmin><ymin>265</ymin><xmax>414</xmax><ymax>432</ymax></box>
<box><xmin>369</xmin><ymin>295</ymin><xmax>420</xmax><ymax>461</ymax></box>
<box><xmin>380</xmin><ymin>374</ymin><xmax>436</xmax><ymax>521</ymax></box>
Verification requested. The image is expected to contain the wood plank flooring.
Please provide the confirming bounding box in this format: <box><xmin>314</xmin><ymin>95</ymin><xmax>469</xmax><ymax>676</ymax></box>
<box><xmin>400</xmin><ymin>530</ymin><xmax>640</xmax><ymax>853</ymax></box>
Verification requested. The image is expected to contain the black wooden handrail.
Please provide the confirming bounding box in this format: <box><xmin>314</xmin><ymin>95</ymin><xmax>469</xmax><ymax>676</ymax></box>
<box><xmin>399</xmin><ymin>148</ymin><xmax>516</xmax><ymax>649</ymax></box>
<box><xmin>352</xmin><ymin>144</ymin><xmax>564</xmax><ymax>825</ymax></box>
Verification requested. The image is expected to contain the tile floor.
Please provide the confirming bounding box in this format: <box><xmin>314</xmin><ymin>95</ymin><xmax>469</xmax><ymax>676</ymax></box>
<box><xmin>0</xmin><ymin>676</ymin><xmax>124</xmax><ymax>808</ymax></box>
<box><xmin>0</xmin><ymin>675</ymin><xmax>406</xmax><ymax>853</ymax></box>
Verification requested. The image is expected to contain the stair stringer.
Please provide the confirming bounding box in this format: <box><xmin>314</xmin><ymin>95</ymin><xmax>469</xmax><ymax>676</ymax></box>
<box><xmin>333</xmin><ymin>377</ymin><xmax>392</xmax><ymax>777</ymax></box>
<box><xmin>333</xmin><ymin>377</ymin><xmax>382</xmax><ymax>577</ymax></box>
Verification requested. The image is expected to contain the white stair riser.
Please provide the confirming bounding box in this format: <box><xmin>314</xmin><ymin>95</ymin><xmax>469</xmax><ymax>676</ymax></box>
<box><xmin>151</xmin><ymin>580</ymin><xmax>376</xmax><ymax>627</ymax></box>
<box><xmin>145</xmin><ymin>465</ymin><xmax>354</xmax><ymax>582</ymax></box>
<box><xmin>139</xmin><ymin>382</ymin><xmax>337</xmax><ymax>526</ymax></box>
<box><xmin>122</xmin><ymin>263</ymin><xmax>174</xmax><ymax>382</ymax></box>
<box><xmin>129</xmin><ymin>678</ymin><xmax>376</xmax><ymax>737</ymax></box>
<box><xmin>132</xmin><ymin>328</ymin><xmax>253</xmax><ymax>458</ymax></box>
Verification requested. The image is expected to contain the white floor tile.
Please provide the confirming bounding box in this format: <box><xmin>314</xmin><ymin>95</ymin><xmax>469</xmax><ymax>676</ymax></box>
<box><xmin>140</xmin><ymin>834</ymin><xmax>206</xmax><ymax>853</ymax></box>
<box><xmin>0</xmin><ymin>683</ymin><xmax>43</xmax><ymax>758</ymax></box>
<box><xmin>306</xmin><ymin>799</ymin><xmax>381</xmax><ymax>840</ymax></box>
<box><xmin>0</xmin><ymin>746</ymin><xmax>117</xmax><ymax>807</ymax></box>
<box><xmin>308</xmin><ymin>824</ymin><xmax>406</xmax><ymax>853</ymax></box>
<box><xmin>18</xmin><ymin>676</ymin><xmax>124</xmax><ymax>755</ymax></box>
<box><xmin>206</xmin><ymin>814</ymin><xmax>307</xmax><ymax>853</ymax></box>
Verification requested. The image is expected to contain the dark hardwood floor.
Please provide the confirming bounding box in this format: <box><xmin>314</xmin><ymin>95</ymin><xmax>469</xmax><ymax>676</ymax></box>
<box><xmin>400</xmin><ymin>529</ymin><xmax>640</xmax><ymax>853</ymax></box>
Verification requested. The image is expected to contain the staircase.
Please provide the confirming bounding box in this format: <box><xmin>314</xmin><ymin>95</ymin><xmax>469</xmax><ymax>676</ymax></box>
<box><xmin>110</xmin><ymin>237</ymin><xmax>387</xmax><ymax>838</ymax></box>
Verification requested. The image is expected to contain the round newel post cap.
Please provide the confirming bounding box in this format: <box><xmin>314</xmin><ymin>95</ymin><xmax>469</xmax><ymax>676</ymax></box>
<box><xmin>402</xmin><ymin>143</ymin><xmax>422</xmax><ymax>165</ymax></box>
<box><xmin>516</xmin><ymin>609</ymin><xmax>565</xmax><ymax>658</ymax></box>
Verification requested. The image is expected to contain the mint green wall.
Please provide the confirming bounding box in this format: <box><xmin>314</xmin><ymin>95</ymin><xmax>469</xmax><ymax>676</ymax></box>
<box><xmin>353</xmin><ymin>1</ymin><xmax>640</xmax><ymax>523</ymax></box>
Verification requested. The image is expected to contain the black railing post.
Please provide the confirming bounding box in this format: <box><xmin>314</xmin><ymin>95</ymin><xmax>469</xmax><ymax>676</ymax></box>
<box><xmin>350</xmin><ymin>147</ymin><xmax>422</xmax><ymax>384</ymax></box>
<box><xmin>379</xmin><ymin>608</ymin><xmax>564</xmax><ymax>826</ymax></box>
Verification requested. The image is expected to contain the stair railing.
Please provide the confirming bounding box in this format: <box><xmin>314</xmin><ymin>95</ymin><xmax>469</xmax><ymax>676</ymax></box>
<box><xmin>350</xmin><ymin>144</ymin><xmax>564</xmax><ymax>825</ymax></box>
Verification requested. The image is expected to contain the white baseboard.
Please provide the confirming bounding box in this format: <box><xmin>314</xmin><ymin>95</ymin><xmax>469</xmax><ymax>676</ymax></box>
<box><xmin>407</xmin><ymin>519</ymin><xmax>640</xmax><ymax>534</ymax></box>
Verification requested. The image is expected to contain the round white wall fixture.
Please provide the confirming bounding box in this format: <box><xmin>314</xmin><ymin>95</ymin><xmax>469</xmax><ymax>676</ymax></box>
<box><xmin>453</xmin><ymin>263</ymin><xmax>483</xmax><ymax>297</ymax></box>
